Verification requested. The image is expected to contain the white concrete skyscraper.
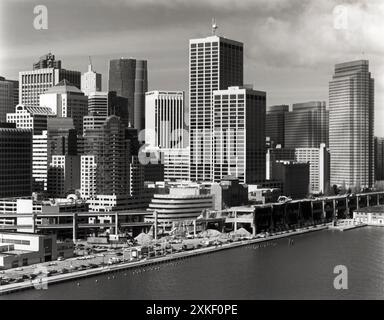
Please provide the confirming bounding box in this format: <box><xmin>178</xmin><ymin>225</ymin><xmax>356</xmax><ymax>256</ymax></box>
<box><xmin>81</xmin><ymin>64</ymin><xmax>102</xmax><ymax>96</ymax></box>
<box><xmin>189</xmin><ymin>33</ymin><xmax>243</xmax><ymax>182</ymax></box>
<box><xmin>145</xmin><ymin>91</ymin><xmax>185</xmax><ymax>149</ymax></box>
<box><xmin>329</xmin><ymin>60</ymin><xmax>374</xmax><ymax>189</ymax></box>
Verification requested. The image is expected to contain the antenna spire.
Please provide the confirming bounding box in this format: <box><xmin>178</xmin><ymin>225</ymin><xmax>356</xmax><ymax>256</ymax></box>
<box><xmin>212</xmin><ymin>18</ymin><xmax>218</xmax><ymax>35</ymax></box>
<box><xmin>88</xmin><ymin>56</ymin><xmax>93</xmax><ymax>70</ymax></box>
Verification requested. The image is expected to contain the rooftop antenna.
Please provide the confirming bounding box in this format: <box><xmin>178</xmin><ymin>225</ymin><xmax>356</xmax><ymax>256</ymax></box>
<box><xmin>212</xmin><ymin>18</ymin><xmax>218</xmax><ymax>35</ymax></box>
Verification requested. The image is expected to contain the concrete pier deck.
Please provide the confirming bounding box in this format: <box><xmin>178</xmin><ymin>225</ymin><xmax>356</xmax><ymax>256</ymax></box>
<box><xmin>0</xmin><ymin>224</ymin><xmax>329</xmax><ymax>296</ymax></box>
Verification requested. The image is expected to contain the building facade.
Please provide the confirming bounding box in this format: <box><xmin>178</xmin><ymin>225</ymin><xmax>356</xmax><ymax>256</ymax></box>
<box><xmin>19</xmin><ymin>53</ymin><xmax>81</xmax><ymax>106</ymax></box>
<box><xmin>266</xmin><ymin>104</ymin><xmax>289</xmax><ymax>148</ymax></box>
<box><xmin>285</xmin><ymin>101</ymin><xmax>328</xmax><ymax>149</ymax></box>
<box><xmin>374</xmin><ymin>137</ymin><xmax>384</xmax><ymax>181</ymax></box>
<box><xmin>0</xmin><ymin>76</ymin><xmax>16</xmax><ymax>123</ymax></box>
<box><xmin>32</xmin><ymin>130</ymin><xmax>48</xmax><ymax>192</ymax></box>
<box><xmin>189</xmin><ymin>35</ymin><xmax>243</xmax><ymax>182</ymax></box>
<box><xmin>0</xmin><ymin>124</ymin><xmax>32</xmax><ymax>198</ymax></box>
<box><xmin>212</xmin><ymin>86</ymin><xmax>266</xmax><ymax>184</ymax></box>
<box><xmin>48</xmin><ymin>155</ymin><xmax>81</xmax><ymax>198</ymax></box>
<box><xmin>163</xmin><ymin>148</ymin><xmax>190</xmax><ymax>182</ymax></box>
<box><xmin>329</xmin><ymin>60</ymin><xmax>374</xmax><ymax>189</ymax></box>
<box><xmin>146</xmin><ymin>188</ymin><xmax>214</xmax><ymax>224</ymax></box>
<box><xmin>6</xmin><ymin>104</ymin><xmax>55</xmax><ymax>134</ymax></box>
<box><xmin>266</xmin><ymin>147</ymin><xmax>295</xmax><ymax>180</ymax></box>
<box><xmin>295</xmin><ymin>143</ymin><xmax>330</xmax><ymax>194</ymax></box>
<box><xmin>108</xmin><ymin>58</ymin><xmax>147</xmax><ymax>132</ymax></box>
<box><xmin>40</xmin><ymin>79</ymin><xmax>88</xmax><ymax>135</ymax></box>
<box><xmin>145</xmin><ymin>91</ymin><xmax>185</xmax><ymax>149</ymax></box>
<box><xmin>81</xmin><ymin>64</ymin><xmax>102</xmax><ymax>96</ymax></box>
<box><xmin>272</xmin><ymin>161</ymin><xmax>310</xmax><ymax>199</ymax></box>
<box><xmin>82</xmin><ymin>115</ymin><xmax>130</xmax><ymax>197</ymax></box>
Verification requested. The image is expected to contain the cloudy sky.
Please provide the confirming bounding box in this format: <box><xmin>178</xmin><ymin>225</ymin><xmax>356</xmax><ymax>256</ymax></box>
<box><xmin>1</xmin><ymin>0</ymin><xmax>383</xmax><ymax>135</ymax></box>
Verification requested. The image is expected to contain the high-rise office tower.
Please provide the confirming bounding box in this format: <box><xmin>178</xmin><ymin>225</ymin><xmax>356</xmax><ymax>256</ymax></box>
<box><xmin>0</xmin><ymin>77</ymin><xmax>16</xmax><ymax>122</ymax></box>
<box><xmin>329</xmin><ymin>60</ymin><xmax>374</xmax><ymax>189</ymax></box>
<box><xmin>87</xmin><ymin>91</ymin><xmax>129</xmax><ymax>127</ymax></box>
<box><xmin>33</xmin><ymin>118</ymin><xmax>77</xmax><ymax>192</ymax></box>
<box><xmin>48</xmin><ymin>155</ymin><xmax>81</xmax><ymax>198</ymax></box>
<box><xmin>19</xmin><ymin>53</ymin><xmax>81</xmax><ymax>106</ymax></box>
<box><xmin>212</xmin><ymin>86</ymin><xmax>265</xmax><ymax>184</ymax></box>
<box><xmin>108</xmin><ymin>58</ymin><xmax>147</xmax><ymax>132</ymax></box>
<box><xmin>285</xmin><ymin>101</ymin><xmax>328</xmax><ymax>148</ymax></box>
<box><xmin>163</xmin><ymin>147</ymin><xmax>190</xmax><ymax>182</ymax></box>
<box><xmin>40</xmin><ymin>79</ymin><xmax>88</xmax><ymax>135</ymax></box>
<box><xmin>32</xmin><ymin>130</ymin><xmax>48</xmax><ymax>192</ymax></box>
<box><xmin>189</xmin><ymin>32</ymin><xmax>243</xmax><ymax>182</ymax></box>
<box><xmin>81</xmin><ymin>64</ymin><xmax>102</xmax><ymax>96</ymax></box>
<box><xmin>47</xmin><ymin>117</ymin><xmax>77</xmax><ymax>160</ymax></box>
<box><xmin>375</xmin><ymin>137</ymin><xmax>384</xmax><ymax>181</ymax></box>
<box><xmin>82</xmin><ymin>115</ymin><xmax>130</xmax><ymax>196</ymax></box>
<box><xmin>145</xmin><ymin>91</ymin><xmax>185</xmax><ymax>149</ymax></box>
<box><xmin>87</xmin><ymin>91</ymin><xmax>109</xmax><ymax>116</ymax></box>
<box><xmin>295</xmin><ymin>144</ymin><xmax>330</xmax><ymax>194</ymax></box>
<box><xmin>0</xmin><ymin>123</ymin><xmax>32</xmax><ymax>197</ymax></box>
<box><xmin>6</xmin><ymin>105</ymin><xmax>55</xmax><ymax>134</ymax></box>
<box><xmin>108</xmin><ymin>91</ymin><xmax>129</xmax><ymax>127</ymax></box>
<box><xmin>266</xmin><ymin>104</ymin><xmax>289</xmax><ymax>148</ymax></box>
<box><xmin>80</xmin><ymin>155</ymin><xmax>97</xmax><ymax>200</ymax></box>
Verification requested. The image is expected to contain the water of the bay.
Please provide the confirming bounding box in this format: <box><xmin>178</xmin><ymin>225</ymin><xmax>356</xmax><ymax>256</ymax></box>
<box><xmin>2</xmin><ymin>227</ymin><xmax>384</xmax><ymax>300</ymax></box>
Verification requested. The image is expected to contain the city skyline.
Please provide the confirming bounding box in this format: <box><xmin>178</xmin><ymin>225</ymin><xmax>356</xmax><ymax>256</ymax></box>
<box><xmin>1</xmin><ymin>0</ymin><xmax>384</xmax><ymax>136</ymax></box>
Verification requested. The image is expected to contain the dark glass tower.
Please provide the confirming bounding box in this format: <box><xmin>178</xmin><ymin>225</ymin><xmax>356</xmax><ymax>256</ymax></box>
<box><xmin>108</xmin><ymin>58</ymin><xmax>148</xmax><ymax>133</ymax></box>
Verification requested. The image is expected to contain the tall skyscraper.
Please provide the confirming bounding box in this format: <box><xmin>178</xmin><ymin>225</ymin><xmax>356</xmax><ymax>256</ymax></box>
<box><xmin>81</xmin><ymin>64</ymin><xmax>102</xmax><ymax>96</ymax></box>
<box><xmin>87</xmin><ymin>91</ymin><xmax>129</xmax><ymax>127</ymax></box>
<box><xmin>40</xmin><ymin>80</ymin><xmax>88</xmax><ymax>135</ymax></box>
<box><xmin>285</xmin><ymin>101</ymin><xmax>328</xmax><ymax>148</ymax></box>
<box><xmin>19</xmin><ymin>53</ymin><xmax>81</xmax><ymax>106</ymax></box>
<box><xmin>145</xmin><ymin>91</ymin><xmax>185</xmax><ymax>149</ymax></box>
<box><xmin>32</xmin><ymin>118</ymin><xmax>77</xmax><ymax>192</ymax></box>
<box><xmin>87</xmin><ymin>91</ymin><xmax>109</xmax><ymax>116</ymax></box>
<box><xmin>82</xmin><ymin>115</ymin><xmax>130</xmax><ymax>196</ymax></box>
<box><xmin>329</xmin><ymin>60</ymin><xmax>374</xmax><ymax>189</ymax></box>
<box><xmin>266</xmin><ymin>104</ymin><xmax>289</xmax><ymax>148</ymax></box>
<box><xmin>0</xmin><ymin>76</ymin><xmax>16</xmax><ymax>123</ymax></box>
<box><xmin>108</xmin><ymin>58</ymin><xmax>147</xmax><ymax>132</ymax></box>
<box><xmin>212</xmin><ymin>86</ymin><xmax>265</xmax><ymax>184</ymax></box>
<box><xmin>0</xmin><ymin>123</ymin><xmax>32</xmax><ymax>198</ymax></box>
<box><xmin>375</xmin><ymin>137</ymin><xmax>384</xmax><ymax>181</ymax></box>
<box><xmin>47</xmin><ymin>117</ymin><xmax>77</xmax><ymax>163</ymax></box>
<box><xmin>189</xmin><ymin>33</ymin><xmax>243</xmax><ymax>182</ymax></box>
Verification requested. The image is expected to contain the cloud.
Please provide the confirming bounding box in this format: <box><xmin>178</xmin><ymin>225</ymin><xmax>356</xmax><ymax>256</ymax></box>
<box><xmin>1</xmin><ymin>0</ymin><xmax>384</xmax><ymax>135</ymax></box>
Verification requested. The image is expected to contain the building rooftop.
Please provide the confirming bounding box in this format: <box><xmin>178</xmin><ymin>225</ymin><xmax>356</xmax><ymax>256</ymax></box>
<box><xmin>44</xmin><ymin>79</ymin><xmax>82</xmax><ymax>94</ymax></box>
<box><xmin>354</xmin><ymin>205</ymin><xmax>384</xmax><ymax>213</ymax></box>
<box><xmin>15</xmin><ymin>105</ymin><xmax>55</xmax><ymax>116</ymax></box>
